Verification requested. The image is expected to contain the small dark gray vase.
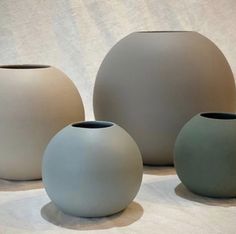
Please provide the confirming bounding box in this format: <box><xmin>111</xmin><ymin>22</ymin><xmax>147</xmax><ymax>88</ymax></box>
<box><xmin>174</xmin><ymin>112</ymin><xmax>236</xmax><ymax>198</ymax></box>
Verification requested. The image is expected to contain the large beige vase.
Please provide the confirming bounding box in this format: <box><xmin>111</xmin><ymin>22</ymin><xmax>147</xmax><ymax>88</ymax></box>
<box><xmin>0</xmin><ymin>65</ymin><xmax>85</xmax><ymax>180</ymax></box>
<box><xmin>93</xmin><ymin>31</ymin><xmax>236</xmax><ymax>165</ymax></box>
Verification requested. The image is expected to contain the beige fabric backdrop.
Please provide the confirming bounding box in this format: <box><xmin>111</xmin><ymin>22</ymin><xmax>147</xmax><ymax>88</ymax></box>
<box><xmin>0</xmin><ymin>0</ymin><xmax>235</xmax><ymax>119</ymax></box>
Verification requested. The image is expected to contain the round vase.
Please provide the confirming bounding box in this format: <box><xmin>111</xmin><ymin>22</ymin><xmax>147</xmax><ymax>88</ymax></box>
<box><xmin>0</xmin><ymin>64</ymin><xmax>85</xmax><ymax>180</ymax></box>
<box><xmin>174</xmin><ymin>112</ymin><xmax>236</xmax><ymax>198</ymax></box>
<box><xmin>93</xmin><ymin>31</ymin><xmax>236</xmax><ymax>165</ymax></box>
<box><xmin>42</xmin><ymin>121</ymin><xmax>143</xmax><ymax>217</ymax></box>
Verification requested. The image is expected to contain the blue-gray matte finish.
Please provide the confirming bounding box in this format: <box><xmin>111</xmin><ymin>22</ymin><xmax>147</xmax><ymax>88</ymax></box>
<box><xmin>42</xmin><ymin>121</ymin><xmax>143</xmax><ymax>217</ymax></box>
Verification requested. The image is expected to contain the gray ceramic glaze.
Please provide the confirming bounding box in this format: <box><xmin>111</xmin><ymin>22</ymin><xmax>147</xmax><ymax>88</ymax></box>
<box><xmin>174</xmin><ymin>112</ymin><xmax>236</xmax><ymax>198</ymax></box>
<box><xmin>0</xmin><ymin>65</ymin><xmax>84</xmax><ymax>180</ymax></box>
<box><xmin>93</xmin><ymin>31</ymin><xmax>236</xmax><ymax>165</ymax></box>
<box><xmin>42</xmin><ymin>121</ymin><xmax>143</xmax><ymax>217</ymax></box>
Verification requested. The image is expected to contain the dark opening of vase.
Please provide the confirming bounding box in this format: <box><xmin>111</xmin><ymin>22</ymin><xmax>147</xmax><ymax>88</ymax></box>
<box><xmin>0</xmin><ymin>64</ymin><xmax>50</xmax><ymax>69</ymax></box>
<box><xmin>200</xmin><ymin>113</ymin><xmax>236</xmax><ymax>120</ymax></box>
<box><xmin>72</xmin><ymin>121</ymin><xmax>114</xmax><ymax>129</ymax></box>
<box><xmin>138</xmin><ymin>31</ymin><xmax>191</xmax><ymax>33</ymax></box>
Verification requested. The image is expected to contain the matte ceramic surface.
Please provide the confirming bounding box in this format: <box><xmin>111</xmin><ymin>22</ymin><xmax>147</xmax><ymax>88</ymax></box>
<box><xmin>174</xmin><ymin>112</ymin><xmax>236</xmax><ymax>198</ymax></box>
<box><xmin>0</xmin><ymin>65</ymin><xmax>85</xmax><ymax>180</ymax></box>
<box><xmin>43</xmin><ymin>121</ymin><xmax>143</xmax><ymax>218</ymax></box>
<box><xmin>93</xmin><ymin>31</ymin><xmax>236</xmax><ymax>165</ymax></box>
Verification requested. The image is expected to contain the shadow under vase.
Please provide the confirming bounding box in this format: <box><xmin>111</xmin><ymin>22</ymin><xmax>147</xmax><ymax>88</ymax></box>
<box><xmin>0</xmin><ymin>178</ymin><xmax>43</xmax><ymax>192</ymax></box>
<box><xmin>143</xmin><ymin>166</ymin><xmax>176</xmax><ymax>176</ymax></box>
<box><xmin>175</xmin><ymin>183</ymin><xmax>236</xmax><ymax>207</ymax></box>
<box><xmin>41</xmin><ymin>201</ymin><xmax>144</xmax><ymax>231</ymax></box>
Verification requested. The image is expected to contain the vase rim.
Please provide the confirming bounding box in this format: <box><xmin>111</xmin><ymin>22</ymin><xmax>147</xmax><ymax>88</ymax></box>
<box><xmin>199</xmin><ymin>112</ymin><xmax>236</xmax><ymax>120</ymax></box>
<box><xmin>0</xmin><ymin>64</ymin><xmax>51</xmax><ymax>69</ymax></box>
<box><xmin>136</xmin><ymin>30</ymin><xmax>195</xmax><ymax>33</ymax></box>
<box><xmin>71</xmin><ymin>121</ymin><xmax>114</xmax><ymax>129</ymax></box>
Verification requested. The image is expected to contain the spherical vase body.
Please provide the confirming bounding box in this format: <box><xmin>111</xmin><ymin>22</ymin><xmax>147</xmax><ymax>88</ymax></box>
<box><xmin>0</xmin><ymin>65</ymin><xmax>84</xmax><ymax>180</ymax></box>
<box><xmin>43</xmin><ymin>121</ymin><xmax>143</xmax><ymax>217</ymax></box>
<box><xmin>174</xmin><ymin>112</ymin><xmax>236</xmax><ymax>198</ymax></box>
<box><xmin>93</xmin><ymin>31</ymin><xmax>236</xmax><ymax>165</ymax></box>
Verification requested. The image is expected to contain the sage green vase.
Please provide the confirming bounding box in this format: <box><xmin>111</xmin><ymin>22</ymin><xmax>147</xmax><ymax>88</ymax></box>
<box><xmin>174</xmin><ymin>112</ymin><xmax>236</xmax><ymax>198</ymax></box>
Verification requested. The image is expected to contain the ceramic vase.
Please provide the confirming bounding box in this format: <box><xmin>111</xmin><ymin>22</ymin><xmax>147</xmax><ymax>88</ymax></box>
<box><xmin>0</xmin><ymin>64</ymin><xmax>85</xmax><ymax>180</ymax></box>
<box><xmin>43</xmin><ymin>121</ymin><xmax>143</xmax><ymax>217</ymax></box>
<box><xmin>174</xmin><ymin>112</ymin><xmax>236</xmax><ymax>198</ymax></box>
<box><xmin>93</xmin><ymin>31</ymin><xmax>236</xmax><ymax>165</ymax></box>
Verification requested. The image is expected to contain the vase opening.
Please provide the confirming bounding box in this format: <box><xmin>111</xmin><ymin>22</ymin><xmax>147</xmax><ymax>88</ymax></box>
<box><xmin>200</xmin><ymin>113</ymin><xmax>236</xmax><ymax>120</ymax></box>
<box><xmin>0</xmin><ymin>64</ymin><xmax>50</xmax><ymax>69</ymax></box>
<box><xmin>72</xmin><ymin>121</ymin><xmax>114</xmax><ymax>129</ymax></box>
<box><xmin>137</xmin><ymin>31</ymin><xmax>190</xmax><ymax>33</ymax></box>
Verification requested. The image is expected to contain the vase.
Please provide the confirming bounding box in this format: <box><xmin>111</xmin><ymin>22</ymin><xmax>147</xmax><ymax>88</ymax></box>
<box><xmin>42</xmin><ymin>121</ymin><xmax>143</xmax><ymax>217</ymax></box>
<box><xmin>0</xmin><ymin>64</ymin><xmax>84</xmax><ymax>180</ymax></box>
<box><xmin>174</xmin><ymin>112</ymin><xmax>236</xmax><ymax>198</ymax></box>
<box><xmin>93</xmin><ymin>31</ymin><xmax>236</xmax><ymax>165</ymax></box>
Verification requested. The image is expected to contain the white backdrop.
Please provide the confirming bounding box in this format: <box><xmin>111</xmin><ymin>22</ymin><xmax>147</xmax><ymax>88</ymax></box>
<box><xmin>0</xmin><ymin>0</ymin><xmax>236</xmax><ymax>119</ymax></box>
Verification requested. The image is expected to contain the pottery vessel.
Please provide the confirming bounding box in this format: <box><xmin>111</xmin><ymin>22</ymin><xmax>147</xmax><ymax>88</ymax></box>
<box><xmin>0</xmin><ymin>64</ymin><xmax>84</xmax><ymax>180</ymax></box>
<box><xmin>43</xmin><ymin>121</ymin><xmax>143</xmax><ymax>217</ymax></box>
<box><xmin>174</xmin><ymin>112</ymin><xmax>236</xmax><ymax>198</ymax></box>
<box><xmin>93</xmin><ymin>31</ymin><xmax>236</xmax><ymax>165</ymax></box>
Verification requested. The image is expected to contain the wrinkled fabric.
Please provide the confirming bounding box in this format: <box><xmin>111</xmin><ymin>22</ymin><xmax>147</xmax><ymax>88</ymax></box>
<box><xmin>0</xmin><ymin>0</ymin><xmax>235</xmax><ymax>119</ymax></box>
